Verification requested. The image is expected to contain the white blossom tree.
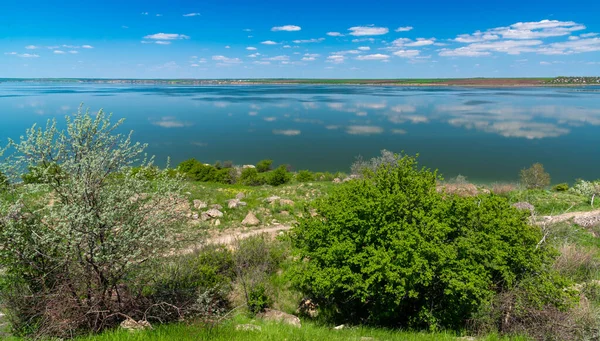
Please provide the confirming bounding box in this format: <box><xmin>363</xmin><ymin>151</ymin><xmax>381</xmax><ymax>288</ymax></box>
<box><xmin>0</xmin><ymin>107</ymin><xmax>187</xmax><ymax>336</ymax></box>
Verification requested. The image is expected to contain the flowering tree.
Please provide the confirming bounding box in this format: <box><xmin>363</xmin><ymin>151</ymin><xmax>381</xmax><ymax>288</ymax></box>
<box><xmin>0</xmin><ymin>107</ymin><xmax>186</xmax><ymax>336</ymax></box>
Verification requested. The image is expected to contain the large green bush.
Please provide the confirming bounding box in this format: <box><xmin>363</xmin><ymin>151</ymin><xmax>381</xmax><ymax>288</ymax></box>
<box><xmin>291</xmin><ymin>153</ymin><xmax>559</xmax><ymax>330</ymax></box>
<box><xmin>240</xmin><ymin>167</ymin><xmax>266</xmax><ymax>186</ymax></box>
<box><xmin>296</xmin><ymin>170</ymin><xmax>315</xmax><ymax>182</ymax></box>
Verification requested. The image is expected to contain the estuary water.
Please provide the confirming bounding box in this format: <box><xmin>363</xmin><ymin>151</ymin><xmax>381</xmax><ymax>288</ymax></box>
<box><xmin>1</xmin><ymin>83</ymin><xmax>599</xmax><ymax>183</ymax></box>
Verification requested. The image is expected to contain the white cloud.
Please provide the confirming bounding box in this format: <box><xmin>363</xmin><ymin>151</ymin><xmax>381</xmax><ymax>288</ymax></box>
<box><xmin>454</xmin><ymin>31</ymin><xmax>501</xmax><ymax>43</ymax></box>
<box><xmin>327</xmin><ymin>32</ymin><xmax>344</xmax><ymax>37</ymax></box>
<box><xmin>25</xmin><ymin>45</ymin><xmax>39</xmax><ymax>50</ymax></box>
<box><xmin>544</xmin><ymin>37</ymin><xmax>600</xmax><ymax>54</ymax></box>
<box><xmin>283</xmin><ymin>45</ymin><xmax>291</xmax><ymax>48</ymax></box>
<box><xmin>393</xmin><ymin>49</ymin><xmax>420</xmax><ymax>58</ymax></box>
<box><xmin>581</xmin><ymin>33</ymin><xmax>598</xmax><ymax>38</ymax></box>
<box><xmin>4</xmin><ymin>52</ymin><xmax>17</xmax><ymax>55</ymax></box>
<box><xmin>440</xmin><ymin>39</ymin><xmax>543</xmax><ymax>57</ymax></box>
<box><xmin>356</xmin><ymin>54</ymin><xmax>390</xmax><ymax>61</ymax></box>
<box><xmin>540</xmin><ymin>61</ymin><xmax>551</xmax><ymax>65</ymax></box>
<box><xmin>82</xmin><ymin>45</ymin><xmax>93</xmax><ymax>49</ymax></box>
<box><xmin>156</xmin><ymin>14</ymin><xmax>162</xmax><ymax>17</ymax></box>
<box><xmin>453</xmin><ymin>20</ymin><xmax>585</xmax><ymax>44</ymax></box>
<box><xmin>68</xmin><ymin>50</ymin><xmax>78</xmax><ymax>54</ymax></box>
<box><xmin>302</xmin><ymin>53</ymin><xmax>320</xmax><ymax>61</ymax></box>
<box><xmin>348</xmin><ymin>26</ymin><xmax>389</xmax><ymax>36</ymax></box>
<box><xmin>272</xmin><ymin>25</ymin><xmax>301</xmax><ymax>32</ymax></box>
<box><xmin>264</xmin><ymin>55</ymin><xmax>290</xmax><ymax>61</ymax></box>
<box><xmin>156</xmin><ymin>41</ymin><xmax>171</xmax><ymax>45</ymax></box>
<box><xmin>327</xmin><ymin>55</ymin><xmax>345</xmax><ymax>64</ymax></box>
<box><xmin>261</xmin><ymin>40</ymin><xmax>278</xmax><ymax>45</ymax></box>
<box><xmin>246</xmin><ymin>46</ymin><xmax>257</xmax><ymax>50</ymax></box>
<box><xmin>351</xmin><ymin>38</ymin><xmax>376</xmax><ymax>43</ymax></box>
<box><xmin>225</xmin><ymin>45</ymin><xmax>230</xmax><ymax>49</ymax></box>
<box><xmin>212</xmin><ymin>55</ymin><xmax>242</xmax><ymax>64</ymax></box>
<box><xmin>15</xmin><ymin>53</ymin><xmax>39</xmax><ymax>58</ymax></box>
<box><xmin>292</xmin><ymin>38</ymin><xmax>325</xmax><ymax>43</ymax></box>
<box><xmin>395</xmin><ymin>26</ymin><xmax>413</xmax><ymax>32</ymax></box>
<box><xmin>334</xmin><ymin>50</ymin><xmax>361</xmax><ymax>55</ymax></box>
<box><xmin>254</xmin><ymin>61</ymin><xmax>271</xmax><ymax>65</ymax></box>
<box><xmin>54</xmin><ymin>50</ymin><xmax>66</xmax><ymax>54</ymax></box>
<box><xmin>141</xmin><ymin>12</ymin><xmax>148</xmax><ymax>15</ymax></box>
<box><xmin>358</xmin><ymin>46</ymin><xmax>370</xmax><ymax>51</ymax></box>
<box><xmin>248</xmin><ymin>53</ymin><xmax>261</xmax><ymax>58</ymax></box>
<box><xmin>183</xmin><ymin>12</ymin><xmax>201</xmax><ymax>17</ymax></box>
<box><xmin>144</xmin><ymin>33</ymin><xmax>190</xmax><ymax>40</ymax></box>
<box><xmin>405</xmin><ymin>38</ymin><xmax>436</xmax><ymax>46</ymax></box>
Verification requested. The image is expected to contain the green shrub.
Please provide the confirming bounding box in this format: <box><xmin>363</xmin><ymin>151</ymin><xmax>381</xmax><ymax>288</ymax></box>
<box><xmin>223</xmin><ymin>160</ymin><xmax>234</xmax><ymax>169</ymax></box>
<box><xmin>296</xmin><ymin>170</ymin><xmax>315</xmax><ymax>182</ymax></box>
<box><xmin>135</xmin><ymin>245</ymin><xmax>235</xmax><ymax>320</ymax></box>
<box><xmin>177</xmin><ymin>158</ymin><xmax>202</xmax><ymax>173</ymax></box>
<box><xmin>240</xmin><ymin>167</ymin><xmax>266</xmax><ymax>186</ymax></box>
<box><xmin>256</xmin><ymin>159</ymin><xmax>273</xmax><ymax>173</ymax></box>
<box><xmin>520</xmin><ymin>163</ymin><xmax>551</xmax><ymax>189</ymax></box>
<box><xmin>552</xmin><ymin>183</ymin><xmax>569</xmax><ymax>192</ymax></box>
<box><xmin>247</xmin><ymin>284</ymin><xmax>273</xmax><ymax>315</ymax></box>
<box><xmin>214</xmin><ymin>168</ymin><xmax>235</xmax><ymax>184</ymax></box>
<box><xmin>291</xmin><ymin>152</ymin><xmax>560</xmax><ymax>330</ymax></box>
<box><xmin>188</xmin><ymin>163</ymin><xmax>218</xmax><ymax>182</ymax></box>
<box><xmin>266</xmin><ymin>165</ymin><xmax>292</xmax><ymax>186</ymax></box>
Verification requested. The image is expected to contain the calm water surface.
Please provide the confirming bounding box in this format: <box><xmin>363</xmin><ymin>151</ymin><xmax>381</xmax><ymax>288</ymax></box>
<box><xmin>1</xmin><ymin>83</ymin><xmax>600</xmax><ymax>183</ymax></box>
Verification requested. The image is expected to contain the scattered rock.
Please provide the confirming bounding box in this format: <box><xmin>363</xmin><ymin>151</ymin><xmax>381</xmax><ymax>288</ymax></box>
<box><xmin>512</xmin><ymin>202</ymin><xmax>535</xmax><ymax>213</ymax></box>
<box><xmin>309</xmin><ymin>208</ymin><xmax>318</xmax><ymax>217</ymax></box>
<box><xmin>201</xmin><ymin>213</ymin><xmax>210</xmax><ymax>221</ymax></box>
<box><xmin>236</xmin><ymin>324</ymin><xmax>261</xmax><ymax>331</ymax></box>
<box><xmin>236</xmin><ymin>192</ymin><xmax>246</xmax><ymax>200</ymax></box>
<box><xmin>298</xmin><ymin>299</ymin><xmax>318</xmax><ymax>318</ymax></box>
<box><xmin>258</xmin><ymin>309</ymin><xmax>301</xmax><ymax>328</ymax></box>
<box><xmin>334</xmin><ymin>324</ymin><xmax>345</xmax><ymax>330</ymax></box>
<box><xmin>191</xmin><ymin>213</ymin><xmax>199</xmax><ymax>220</ymax></box>
<box><xmin>204</xmin><ymin>208</ymin><xmax>224</xmax><ymax>218</ymax></box>
<box><xmin>120</xmin><ymin>319</ymin><xmax>152</xmax><ymax>331</ymax></box>
<box><xmin>279</xmin><ymin>199</ymin><xmax>295</xmax><ymax>206</ymax></box>
<box><xmin>214</xmin><ymin>219</ymin><xmax>221</xmax><ymax>226</ymax></box>
<box><xmin>242</xmin><ymin>212</ymin><xmax>260</xmax><ymax>226</ymax></box>
<box><xmin>243</xmin><ymin>165</ymin><xmax>256</xmax><ymax>169</ymax></box>
<box><xmin>574</xmin><ymin>214</ymin><xmax>600</xmax><ymax>228</ymax></box>
<box><xmin>272</xmin><ymin>219</ymin><xmax>281</xmax><ymax>225</ymax></box>
<box><xmin>280</xmin><ymin>210</ymin><xmax>290</xmax><ymax>216</ymax></box>
<box><xmin>228</xmin><ymin>199</ymin><xmax>248</xmax><ymax>209</ymax></box>
<box><xmin>266</xmin><ymin>196</ymin><xmax>281</xmax><ymax>204</ymax></box>
<box><xmin>211</xmin><ymin>204</ymin><xmax>223</xmax><ymax>210</ymax></box>
<box><xmin>333</xmin><ymin>178</ymin><xmax>342</xmax><ymax>184</ymax></box>
<box><xmin>457</xmin><ymin>337</ymin><xmax>477</xmax><ymax>341</ymax></box>
<box><xmin>360</xmin><ymin>337</ymin><xmax>375</xmax><ymax>341</ymax></box>
<box><xmin>193</xmin><ymin>200</ymin><xmax>208</xmax><ymax>210</ymax></box>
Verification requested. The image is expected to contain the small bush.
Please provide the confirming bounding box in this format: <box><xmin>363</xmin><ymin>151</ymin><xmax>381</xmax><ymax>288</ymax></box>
<box><xmin>570</xmin><ymin>180</ymin><xmax>600</xmax><ymax>206</ymax></box>
<box><xmin>553</xmin><ymin>183</ymin><xmax>569</xmax><ymax>192</ymax></box>
<box><xmin>223</xmin><ymin>160</ymin><xmax>234</xmax><ymax>169</ymax></box>
<box><xmin>296</xmin><ymin>170</ymin><xmax>315</xmax><ymax>182</ymax></box>
<box><xmin>520</xmin><ymin>163</ymin><xmax>551</xmax><ymax>190</ymax></box>
<box><xmin>491</xmin><ymin>183</ymin><xmax>517</xmax><ymax>196</ymax></box>
<box><xmin>266</xmin><ymin>165</ymin><xmax>292</xmax><ymax>186</ymax></box>
<box><xmin>256</xmin><ymin>159</ymin><xmax>273</xmax><ymax>173</ymax></box>
<box><xmin>177</xmin><ymin>158</ymin><xmax>202</xmax><ymax>173</ymax></box>
<box><xmin>240</xmin><ymin>167</ymin><xmax>266</xmax><ymax>186</ymax></box>
<box><xmin>188</xmin><ymin>163</ymin><xmax>218</xmax><ymax>182</ymax></box>
<box><xmin>214</xmin><ymin>168</ymin><xmax>235</xmax><ymax>184</ymax></box>
<box><xmin>247</xmin><ymin>284</ymin><xmax>273</xmax><ymax>315</ymax></box>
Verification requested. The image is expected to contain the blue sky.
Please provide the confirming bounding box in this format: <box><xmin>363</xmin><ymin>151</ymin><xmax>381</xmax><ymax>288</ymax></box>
<box><xmin>1</xmin><ymin>0</ymin><xmax>600</xmax><ymax>78</ymax></box>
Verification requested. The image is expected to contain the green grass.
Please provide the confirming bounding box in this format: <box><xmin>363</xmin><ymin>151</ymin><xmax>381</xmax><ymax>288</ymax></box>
<box><xmin>67</xmin><ymin>314</ymin><xmax>528</xmax><ymax>341</ymax></box>
<box><xmin>185</xmin><ymin>181</ymin><xmax>335</xmax><ymax>229</ymax></box>
<box><xmin>505</xmin><ymin>189</ymin><xmax>596</xmax><ymax>215</ymax></box>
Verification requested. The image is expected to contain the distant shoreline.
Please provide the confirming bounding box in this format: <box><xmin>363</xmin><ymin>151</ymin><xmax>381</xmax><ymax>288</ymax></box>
<box><xmin>1</xmin><ymin>77</ymin><xmax>599</xmax><ymax>87</ymax></box>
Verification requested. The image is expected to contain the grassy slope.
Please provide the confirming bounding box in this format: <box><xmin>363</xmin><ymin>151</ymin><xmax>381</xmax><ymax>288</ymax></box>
<box><xmin>66</xmin><ymin>315</ymin><xmax>528</xmax><ymax>341</ymax></box>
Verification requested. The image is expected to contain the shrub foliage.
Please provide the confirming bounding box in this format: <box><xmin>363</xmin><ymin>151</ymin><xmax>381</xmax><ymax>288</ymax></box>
<box><xmin>291</xmin><ymin>152</ymin><xmax>559</xmax><ymax>330</ymax></box>
<box><xmin>520</xmin><ymin>163</ymin><xmax>551</xmax><ymax>190</ymax></box>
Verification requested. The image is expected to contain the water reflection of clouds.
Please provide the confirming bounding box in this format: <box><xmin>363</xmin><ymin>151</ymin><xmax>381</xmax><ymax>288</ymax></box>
<box><xmin>150</xmin><ymin>116</ymin><xmax>193</xmax><ymax>128</ymax></box>
<box><xmin>273</xmin><ymin>129</ymin><xmax>301</xmax><ymax>136</ymax></box>
<box><xmin>346</xmin><ymin>125</ymin><xmax>384</xmax><ymax>135</ymax></box>
<box><xmin>436</xmin><ymin>103</ymin><xmax>600</xmax><ymax>139</ymax></box>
